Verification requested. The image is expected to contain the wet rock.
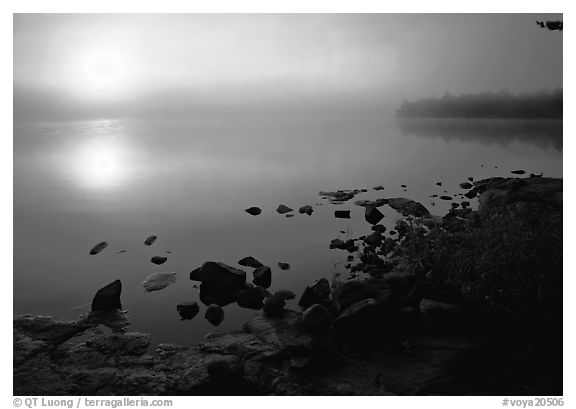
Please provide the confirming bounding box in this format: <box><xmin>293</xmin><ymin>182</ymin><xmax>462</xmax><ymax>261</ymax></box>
<box><xmin>440</xmin><ymin>196</ymin><xmax>452</xmax><ymax>201</ymax></box>
<box><xmin>274</xmin><ymin>290</ymin><xmax>296</xmax><ymax>300</ymax></box>
<box><xmin>245</xmin><ymin>207</ymin><xmax>262</xmax><ymax>216</ymax></box>
<box><xmin>364</xmin><ymin>231</ymin><xmax>382</xmax><ymax>246</ymax></box>
<box><xmin>334</xmin><ymin>210</ymin><xmax>351</xmax><ymax>219</ymax></box>
<box><xmin>238</xmin><ymin>256</ymin><xmax>264</xmax><ymax>269</ymax></box>
<box><xmin>298</xmin><ymin>278</ymin><xmax>331</xmax><ymax>309</ymax></box>
<box><xmin>144</xmin><ymin>235</ymin><xmax>157</xmax><ymax>246</ymax></box>
<box><xmin>199</xmin><ymin>262</ymin><xmax>246</xmax><ymax>289</ymax></box>
<box><xmin>177</xmin><ymin>302</ymin><xmax>200</xmax><ymax>320</ymax></box>
<box><xmin>189</xmin><ymin>267</ymin><xmax>202</xmax><ymax>281</ymax></box>
<box><xmin>373</xmin><ymin>185</ymin><xmax>385</xmax><ymax>191</ymax></box>
<box><xmin>459</xmin><ymin>182</ymin><xmax>473</xmax><ymax>189</ymax></box>
<box><xmin>365</xmin><ymin>206</ymin><xmax>385</xmax><ymax>225</ymax></box>
<box><xmin>253</xmin><ymin>266</ymin><xmax>272</xmax><ymax>289</ymax></box>
<box><xmin>91</xmin><ymin>280</ymin><xmax>122</xmax><ymax>312</ymax></box>
<box><xmin>151</xmin><ymin>256</ymin><xmax>168</xmax><ymax>265</ymax></box>
<box><xmin>276</xmin><ymin>205</ymin><xmax>293</xmax><ymax>214</ymax></box>
<box><xmin>205</xmin><ymin>305</ymin><xmax>225</xmax><ymax>326</ymax></box>
<box><xmin>263</xmin><ymin>294</ymin><xmax>286</xmax><ymax>317</ymax></box>
<box><xmin>302</xmin><ymin>304</ymin><xmax>332</xmax><ymax>332</ymax></box>
<box><xmin>236</xmin><ymin>286</ymin><xmax>268</xmax><ymax>309</ymax></box>
<box><xmin>511</xmin><ymin>169</ymin><xmax>526</xmax><ymax>175</ymax></box>
<box><xmin>89</xmin><ymin>241</ymin><xmax>108</xmax><ymax>255</ymax></box>
<box><xmin>371</xmin><ymin>224</ymin><xmax>387</xmax><ymax>233</ymax></box>
<box><xmin>142</xmin><ymin>272</ymin><xmax>177</xmax><ymax>292</ymax></box>
<box><xmin>387</xmin><ymin>198</ymin><xmax>431</xmax><ymax>218</ymax></box>
<box><xmin>298</xmin><ymin>205</ymin><xmax>314</xmax><ymax>216</ymax></box>
<box><xmin>206</xmin><ymin>354</ymin><xmax>244</xmax><ymax>384</ymax></box>
<box><xmin>420</xmin><ymin>299</ymin><xmax>462</xmax><ymax>331</ymax></box>
<box><xmin>277</xmin><ymin>262</ymin><xmax>291</xmax><ymax>270</ymax></box>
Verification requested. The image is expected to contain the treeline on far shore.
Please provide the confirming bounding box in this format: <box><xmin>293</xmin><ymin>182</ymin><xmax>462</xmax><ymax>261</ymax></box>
<box><xmin>396</xmin><ymin>89</ymin><xmax>562</xmax><ymax>119</ymax></box>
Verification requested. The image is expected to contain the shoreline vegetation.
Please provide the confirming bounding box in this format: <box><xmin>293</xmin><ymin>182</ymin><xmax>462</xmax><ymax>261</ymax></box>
<box><xmin>14</xmin><ymin>174</ymin><xmax>562</xmax><ymax>395</ymax></box>
<box><xmin>396</xmin><ymin>89</ymin><xmax>562</xmax><ymax>119</ymax></box>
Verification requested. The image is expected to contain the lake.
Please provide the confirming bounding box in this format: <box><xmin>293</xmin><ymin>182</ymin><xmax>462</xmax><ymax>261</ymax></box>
<box><xmin>13</xmin><ymin>116</ymin><xmax>562</xmax><ymax>347</ymax></box>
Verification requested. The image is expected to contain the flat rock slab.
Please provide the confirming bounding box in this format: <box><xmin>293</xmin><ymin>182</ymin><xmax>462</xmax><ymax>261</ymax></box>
<box><xmin>142</xmin><ymin>272</ymin><xmax>177</xmax><ymax>292</ymax></box>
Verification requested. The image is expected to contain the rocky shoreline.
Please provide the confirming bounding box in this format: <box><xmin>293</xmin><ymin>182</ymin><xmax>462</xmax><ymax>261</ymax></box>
<box><xmin>14</xmin><ymin>176</ymin><xmax>563</xmax><ymax>396</ymax></box>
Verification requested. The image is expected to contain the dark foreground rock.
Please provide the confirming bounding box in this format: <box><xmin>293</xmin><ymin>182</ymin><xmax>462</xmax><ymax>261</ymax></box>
<box><xmin>245</xmin><ymin>207</ymin><xmax>262</xmax><ymax>216</ymax></box>
<box><xmin>205</xmin><ymin>305</ymin><xmax>225</xmax><ymax>326</ymax></box>
<box><xmin>177</xmin><ymin>302</ymin><xmax>200</xmax><ymax>320</ymax></box>
<box><xmin>91</xmin><ymin>280</ymin><xmax>122</xmax><ymax>311</ymax></box>
<box><xmin>238</xmin><ymin>256</ymin><xmax>264</xmax><ymax>268</ymax></box>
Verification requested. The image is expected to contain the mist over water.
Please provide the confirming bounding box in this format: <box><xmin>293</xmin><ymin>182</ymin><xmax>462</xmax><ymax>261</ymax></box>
<box><xmin>13</xmin><ymin>115</ymin><xmax>562</xmax><ymax>345</ymax></box>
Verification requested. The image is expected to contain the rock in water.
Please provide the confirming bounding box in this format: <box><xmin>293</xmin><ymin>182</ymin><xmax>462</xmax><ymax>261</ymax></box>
<box><xmin>205</xmin><ymin>304</ymin><xmax>225</xmax><ymax>326</ymax></box>
<box><xmin>245</xmin><ymin>206</ymin><xmax>262</xmax><ymax>216</ymax></box>
<box><xmin>277</xmin><ymin>262</ymin><xmax>291</xmax><ymax>270</ymax></box>
<box><xmin>373</xmin><ymin>185</ymin><xmax>385</xmax><ymax>191</ymax></box>
<box><xmin>91</xmin><ymin>280</ymin><xmax>122</xmax><ymax>311</ymax></box>
<box><xmin>151</xmin><ymin>256</ymin><xmax>167</xmax><ymax>265</ymax></box>
<box><xmin>387</xmin><ymin>198</ymin><xmax>431</xmax><ymax>218</ymax></box>
<box><xmin>177</xmin><ymin>302</ymin><xmax>199</xmax><ymax>320</ymax></box>
<box><xmin>298</xmin><ymin>205</ymin><xmax>314</xmax><ymax>216</ymax></box>
<box><xmin>199</xmin><ymin>261</ymin><xmax>246</xmax><ymax>289</ymax></box>
<box><xmin>459</xmin><ymin>182</ymin><xmax>473</xmax><ymax>189</ymax></box>
<box><xmin>303</xmin><ymin>304</ymin><xmax>333</xmax><ymax>332</ymax></box>
<box><xmin>365</xmin><ymin>207</ymin><xmax>384</xmax><ymax>225</ymax></box>
<box><xmin>276</xmin><ymin>205</ymin><xmax>293</xmax><ymax>214</ymax></box>
<box><xmin>298</xmin><ymin>278</ymin><xmax>331</xmax><ymax>309</ymax></box>
<box><xmin>142</xmin><ymin>272</ymin><xmax>177</xmax><ymax>292</ymax></box>
<box><xmin>144</xmin><ymin>235</ymin><xmax>157</xmax><ymax>246</ymax></box>
<box><xmin>263</xmin><ymin>294</ymin><xmax>286</xmax><ymax>317</ymax></box>
<box><xmin>334</xmin><ymin>210</ymin><xmax>351</xmax><ymax>219</ymax></box>
<box><xmin>236</xmin><ymin>286</ymin><xmax>269</xmax><ymax>309</ymax></box>
<box><xmin>189</xmin><ymin>267</ymin><xmax>202</xmax><ymax>281</ymax></box>
<box><xmin>238</xmin><ymin>256</ymin><xmax>264</xmax><ymax>269</ymax></box>
<box><xmin>511</xmin><ymin>170</ymin><xmax>526</xmax><ymax>175</ymax></box>
<box><xmin>274</xmin><ymin>290</ymin><xmax>296</xmax><ymax>300</ymax></box>
<box><xmin>89</xmin><ymin>241</ymin><xmax>108</xmax><ymax>255</ymax></box>
<box><xmin>253</xmin><ymin>266</ymin><xmax>272</xmax><ymax>289</ymax></box>
<box><xmin>440</xmin><ymin>196</ymin><xmax>452</xmax><ymax>201</ymax></box>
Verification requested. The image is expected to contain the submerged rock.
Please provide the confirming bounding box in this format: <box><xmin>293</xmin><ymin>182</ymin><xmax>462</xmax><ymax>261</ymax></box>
<box><xmin>245</xmin><ymin>207</ymin><xmax>262</xmax><ymax>216</ymax></box>
<box><xmin>298</xmin><ymin>278</ymin><xmax>331</xmax><ymax>310</ymax></box>
<box><xmin>89</xmin><ymin>241</ymin><xmax>108</xmax><ymax>255</ymax></box>
<box><xmin>142</xmin><ymin>272</ymin><xmax>177</xmax><ymax>292</ymax></box>
<box><xmin>276</xmin><ymin>205</ymin><xmax>293</xmax><ymax>214</ymax></box>
<box><xmin>238</xmin><ymin>256</ymin><xmax>264</xmax><ymax>269</ymax></box>
<box><xmin>334</xmin><ymin>210</ymin><xmax>351</xmax><ymax>219</ymax></box>
<box><xmin>253</xmin><ymin>266</ymin><xmax>272</xmax><ymax>289</ymax></box>
<box><xmin>277</xmin><ymin>262</ymin><xmax>291</xmax><ymax>270</ymax></box>
<box><xmin>151</xmin><ymin>256</ymin><xmax>168</xmax><ymax>265</ymax></box>
<box><xmin>205</xmin><ymin>305</ymin><xmax>225</xmax><ymax>326</ymax></box>
<box><xmin>91</xmin><ymin>280</ymin><xmax>122</xmax><ymax>312</ymax></box>
<box><xmin>144</xmin><ymin>235</ymin><xmax>157</xmax><ymax>246</ymax></box>
<box><xmin>365</xmin><ymin>206</ymin><xmax>385</xmax><ymax>225</ymax></box>
<box><xmin>177</xmin><ymin>302</ymin><xmax>200</xmax><ymax>320</ymax></box>
<box><xmin>387</xmin><ymin>198</ymin><xmax>431</xmax><ymax>218</ymax></box>
<box><xmin>298</xmin><ymin>205</ymin><xmax>314</xmax><ymax>216</ymax></box>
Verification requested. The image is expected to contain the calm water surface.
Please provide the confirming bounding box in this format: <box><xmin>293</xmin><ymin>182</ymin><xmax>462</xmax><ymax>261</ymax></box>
<box><xmin>13</xmin><ymin>116</ymin><xmax>562</xmax><ymax>346</ymax></box>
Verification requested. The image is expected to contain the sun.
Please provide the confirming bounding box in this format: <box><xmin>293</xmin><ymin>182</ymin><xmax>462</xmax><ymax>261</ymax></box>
<box><xmin>70</xmin><ymin>50</ymin><xmax>129</xmax><ymax>99</ymax></box>
<box><xmin>85</xmin><ymin>52</ymin><xmax>125</xmax><ymax>85</ymax></box>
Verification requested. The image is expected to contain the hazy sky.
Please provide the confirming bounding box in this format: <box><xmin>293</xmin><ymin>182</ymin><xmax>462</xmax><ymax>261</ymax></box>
<box><xmin>14</xmin><ymin>13</ymin><xmax>563</xmax><ymax>120</ymax></box>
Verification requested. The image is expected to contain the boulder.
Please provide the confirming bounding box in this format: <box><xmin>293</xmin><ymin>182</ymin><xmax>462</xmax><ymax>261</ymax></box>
<box><xmin>205</xmin><ymin>354</ymin><xmax>244</xmax><ymax>384</ymax></box>
<box><xmin>298</xmin><ymin>278</ymin><xmax>331</xmax><ymax>309</ymax></box>
<box><xmin>245</xmin><ymin>207</ymin><xmax>262</xmax><ymax>216</ymax></box>
<box><xmin>373</xmin><ymin>185</ymin><xmax>385</xmax><ymax>191</ymax></box>
<box><xmin>371</xmin><ymin>224</ymin><xmax>387</xmax><ymax>233</ymax></box>
<box><xmin>151</xmin><ymin>256</ymin><xmax>167</xmax><ymax>265</ymax></box>
<box><xmin>302</xmin><ymin>304</ymin><xmax>332</xmax><ymax>332</ymax></box>
<box><xmin>511</xmin><ymin>169</ymin><xmax>526</xmax><ymax>175</ymax></box>
<box><xmin>276</xmin><ymin>205</ymin><xmax>293</xmax><ymax>214</ymax></box>
<box><xmin>144</xmin><ymin>235</ymin><xmax>157</xmax><ymax>246</ymax></box>
<box><xmin>263</xmin><ymin>294</ymin><xmax>286</xmax><ymax>317</ymax></box>
<box><xmin>176</xmin><ymin>302</ymin><xmax>199</xmax><ymax>320</ymax></box>
<box><xmin>205</xmin><ymin>305</ymin><xmax>225</xmax><ymax>326</ymax></box>
<box><xmin>298</xmin><ymin>205</ymin><xmax>314</xmax><ymax>216</ymax></box>
<box><xmin>387</xmin><ymin>198</ymin><xmax>431</xmax><ymax>218</ymax></box>
<box><xmin>89</xmin><ymin>241</ymin><xmax>108</xmax><ymax>255</ymax></box>
<box><xmin>238</xmin><ymin>256</ymin><xmax>264</xmax><ymax>269</ymax></box>
<box><xmin>459</xmin><ymin>182</ymin><xmax>473</xmax><ymax>189</ymax></box>
<box><xmin>334</xmin><ymin>210</ymin><xmax>351</xmax><ymax>219</ymax></box>
<box><xmin>199</xmin><ymin>262</ymin><xmax>246</xmax><ymax>289</ymax></box>
<box><xmin>277</xmin><ymin>262</ymin><xmax>291</xmax><ymax>270</ymax></box>
<box><xmin>332</xmin><ymin>279</ymin><xmax>392</xmax><ymax>311</ymax></box>
<box><xmin>91</xmin><ymin>280</ymin><xmax>122</xmax><ymax>311</ymax></box>
<box><xmin>236</xmin><ymin>286</ymin><xmax>268</xmax><ymax>309</ymax></box>
<box><xmin>253</xmin><ymin>266</ymin><xmax>272</xmax><ymax>289</ymax></box>
<box><xmin>189</xmin><ymin>267</ymin><xmax>202</xmax><ymax>281</ymax></box>
<box><xmin>199</xmin><ymin>283</ymin><xmax>239</xmax><ymax>307</ymax></box>
<box><xmin>419</xmin><ymin>299</ymin><xmax>462</xmax><ymax>331</ymax></box>
<box><xmin>333</xmin><ymin>298</ymin><xmax>382</xmax><ymax>340</ymax></box>
<box><xmin>365</xmin><ymin>207</ymin><xmax>384</xmax><ymax>225</ymax></box>
<box><xmin>364</xmin><ymin>231</ymin><xmax>382</xmax><ymax>246</ymax></box>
